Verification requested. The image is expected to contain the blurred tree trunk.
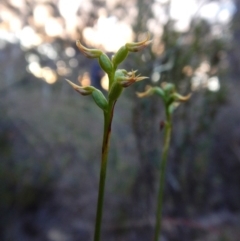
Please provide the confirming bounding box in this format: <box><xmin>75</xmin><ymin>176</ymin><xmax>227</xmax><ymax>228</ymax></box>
<box><xmin>212</xmin><ymin>0</ymin><xmax>240</xmax><ymax>211</ymax></box>
<box><xmin>229</xmin><ymin>0</ymin><xmax>240</xmax><ymax>83</ymax></box>
<box><xmin>129</xmin><ymin>0</ymin><xmax>159</xmax><ymax>220</ymax></box>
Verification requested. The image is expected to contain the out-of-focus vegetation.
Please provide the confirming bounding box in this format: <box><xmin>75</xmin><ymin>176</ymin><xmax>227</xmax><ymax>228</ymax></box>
<box><xmin>1</xmin><ymin>0</ymin><xmax>240</xmax><ymax>241</ymax></box>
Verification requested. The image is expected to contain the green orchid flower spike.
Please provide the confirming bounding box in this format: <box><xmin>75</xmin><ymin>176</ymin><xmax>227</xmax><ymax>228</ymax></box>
<box><xmin>66</xmin><ymin>34</ymin><xmax>151</xmax><ymax>241</ymax></box>
<box><xmin>137</xmin><ymin>82</ymin><xmax>191</xmax><ymax>116</ymax></box>
<box><xmin>137</xmin><ymin>82</ymin><xmax>191</xmax><ymax>241</ymax></box>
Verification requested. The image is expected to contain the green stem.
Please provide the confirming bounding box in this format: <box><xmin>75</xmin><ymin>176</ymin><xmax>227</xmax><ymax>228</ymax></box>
<box><xmin>153</xmin><ymin>110</ymin><xmax>172</xmax><ymax>241</ymax></box>
<box><xmin>93</xmin><ymin>102</ymin><xmax>115</xmax><ymax>241</ymax></box>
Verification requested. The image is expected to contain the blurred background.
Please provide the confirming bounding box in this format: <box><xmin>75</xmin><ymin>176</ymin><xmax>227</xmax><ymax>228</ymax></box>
<box><xmin>1</xmin><ymin>0</ymin><xmax>240</xmax><ymax>240</ymax></box>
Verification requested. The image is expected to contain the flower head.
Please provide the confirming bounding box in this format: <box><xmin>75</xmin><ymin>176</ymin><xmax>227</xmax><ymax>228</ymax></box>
<box><xmin>116</xmin><ymin>69</ymin><xmax>148</xmax><ymax>87</ymax></box>
<box><xmin>137</xmin><ymin>82</ymin><xmax>191</xmax><ymax>111</ymax></box>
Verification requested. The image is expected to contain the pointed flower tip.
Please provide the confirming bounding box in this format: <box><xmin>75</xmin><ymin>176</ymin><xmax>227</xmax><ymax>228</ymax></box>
<box><xmin>127</xmin><ymin>69</ymin><xmax>138</xmax><ymax>76</ymax></box>
<box><xmin>136</xmin><ymin>85</ymin><xmax>152</xmax><ymax>98</ymax></box>
<box><xmin>76</xmin><ymin>40</ymin><xmax>102</xmax><ymax>58</ymax></box>
<box><xmin>120</xmin><ymin>71</ymin><xmax>148</xmax><ymax>87</ymax></box>
<box><xmin>126</xmin><ymin>33</ymin><xmax>152</xmax><ymax>52</ymax></box>
<box><xmin>65</xmin><ymin>79</ymin><xmax>93</xmax><ymax>95</ymax></box>
<box><xmin>180</xmin><ymin>93</ymin><xmax>192</xmax><ymax>102</ymax></box>
<box><xmin>136</xmin><ymin>76</ymin><xmax>148</xmax><ymax>82</ymax></box>
<box><xmin>174</xmin><ymin>92</ymin><xmax>192</xmax><ymax>102</ymax></box>
<box><xmin>65</xmin><ymin>79</ymin><xmax>79</xmax><ymax>89</ymax></box>
<box><xmin>136</xmin><ymin>91</ymin><xmax>147</xmax><ymax>98</ymax></box>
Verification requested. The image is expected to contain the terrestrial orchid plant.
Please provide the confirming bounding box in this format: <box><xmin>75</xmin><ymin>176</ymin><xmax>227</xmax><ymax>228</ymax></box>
<box><xmin>66</xmin><ymin>33</ymin><xmax>191</xmax><ymax>241</ymax></box>
<box><xmin>137</xmin><ymin>83</ymin><xmax>191</xmax><ymax>241</ymax></box>
<box><xmin>66</xmin><ymin>34</ymin><xmax>151</xmax><ymax>241</ymax></box>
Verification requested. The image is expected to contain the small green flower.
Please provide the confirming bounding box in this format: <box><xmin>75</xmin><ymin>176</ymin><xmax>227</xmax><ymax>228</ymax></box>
<box><xmin>76</xmin><ymin>40</ymin><xmax>102</xmax><ymax>58</ymax></box>
<box><xmin>126</xmin><ymin>33</ymin><xmax>152</xmax><ymax>52</ymax></box>
<box><xmin>66</xmin><ymin>79</ymin><xmax>108</xmax><ymax>111</ymax></box>
<box><xmin>137</xmin><ymin>82</ymin><xmax>191</xmax><ymax>110</ymax></box>
<box><xmin>112</xmin><ymin>33</ymin><xmax>152</xmax><ymax>67</ymax></box>
<box><xmin>112</xmin><ymin>46</ymin><xmax>128</xmax><ymax>67</ymax></box>
<box><xmin>98</xmin><ymin>53</ymin><xmax>113</xmax><ymax>74</ymax></box>
<box><xmin>116</xmin><ymin>69</ymin><xmax>148</xmax><ymax>87</ymax></box>
<box><xmin>66</xmin><ymin>79</ymin><xmax>94</xmax><ymax>95</ymax></box>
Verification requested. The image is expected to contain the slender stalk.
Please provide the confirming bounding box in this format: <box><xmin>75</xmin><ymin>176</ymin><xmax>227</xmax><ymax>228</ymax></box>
<box><xmin>153</xmin><ymin>110</ymin><xmax>172</xmax><ymax>241</ymax></box>
<box><xmin>93</xmin><ymin>102</ymin><xmax>115</xmax><ymax>241</ymax></box>
<box><xmin>67</xmin><ymin>37</ymin><xmax>152</xmax><ymax>241</ymax></box>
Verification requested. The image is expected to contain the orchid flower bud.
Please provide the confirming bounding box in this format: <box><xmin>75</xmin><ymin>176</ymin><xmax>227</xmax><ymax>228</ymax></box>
<box><xmin>76</xmin><ymin>40</ymin><xmax>113</xmax><ymax>74</ymax></box>
<box><xmin>153</xmin><ymin>87</ymin><xmax>166</xmax><ymax>101</ymax></box>
<box><xmin>76</xmin><ymin>40</ymin><xmax>102</xmax><ymax>58</ymax></box>
<box><xmin>112</xmin><ymin>46</ymin><xmax>129</xmax><ymax>67</ymax></box>
<box><xmin>125</xmin><ymin>33</ymin><xmax>152</xmax><ymax>52</ymax></box>
<box><xmin>91</xmin><ymin>89</ymin><xmax>108</xmax><ymax>112</ymax></box>
<box><xmin>108</xmin><ymin>70</ymin><xmax>125</xmax><ymax>102</ymax></box>
<box><xmin>66</xmin><ymin>79</ymin><xmax>108</xmax><ymax>111</ymax></box>
<box><xmin>98</xmin><ymin>53</ymin><xmax>113</xmax><ymax>74</ymax></box>
<box><xmin>137</xmin><ymin>86</ymin><xmax>166</xmax><ymax>102</ymax></box>
<box><xmin>66</xmin><ymin>79</ymin><xmax>94</xmax><ymax>95</ymax></box>
<box><xmin>172</xmin><ymin>93</ymin><xmax>192</xmax><ymax>102</ymax></box>
<box><xmin>161</xmin><ymin>82</ymin><xmax>175</xmax><ymax>94</ymax></box>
